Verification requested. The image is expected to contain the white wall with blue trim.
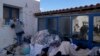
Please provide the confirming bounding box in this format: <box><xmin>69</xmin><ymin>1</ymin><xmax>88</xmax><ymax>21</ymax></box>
<box><xmin>0</xmin><ymin>0</ymin><xmax>40</xmax><ymax>50</ymax></box>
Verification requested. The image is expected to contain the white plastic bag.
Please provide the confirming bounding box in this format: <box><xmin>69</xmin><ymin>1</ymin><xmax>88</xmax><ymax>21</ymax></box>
<box><xmin>89</xmin><ymin>47</ymin><xmax>100</xmax><ymax>56</ymax></box>
<box><xmin>30</xmin><ymin>44</ymin><xmax>44</xmax><ymax>56</ymax></box>
<box><xmin>31</xmin><ymin>30</ymin><xmax>49</xmax><ymax>45</ymax></box>
<box><xmin>31</xmin><ymin>30</ymin><xmax>60</xmax><ymax>45</ymax></box>
<box><xmin>48</xmin><ymin>47</ymin><xmax>59</xmax><ymax>56</ymax></box>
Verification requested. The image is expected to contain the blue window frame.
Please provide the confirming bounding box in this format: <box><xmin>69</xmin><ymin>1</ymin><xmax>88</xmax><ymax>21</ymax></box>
<box><xmin>45</xmin><ymin>17</ymin><xmax>59</xmax><ymax>34</ymax></box>
<box><xmin>37</xmin><ymin>12</ymin><xmax>100</xmax><ymax>48</ymax></box>
<box><xmin>3</xmin><ymin>6</ymin><xmax>19</xmax><ymax>24</ymax></box>
<box><xmin>92</xmin><ymin>14</ymin><xmax>100</xmax><ymax>47</ymax></box>
<box><xmin>71</xmin><ymin>13</ymin><xmax>100</xmax><ymax>48</ymax></box>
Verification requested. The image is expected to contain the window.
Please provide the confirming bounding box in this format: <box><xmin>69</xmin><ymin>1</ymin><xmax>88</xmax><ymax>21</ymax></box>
<box><xmin>93</xmin><ymin>16</ymin><xmax>100</xmax><ymax>43</ymax></box>
<box><xmin>58</xmin><ymin>16</ymin><xmax>71</xmax><ymax>36</ymax></box>
<box><xmin>72</xmin><ymin>16</ymin><xmax>89</xmax><ymax>40</ymax></box>
<box><xmin>3</xmin><ymin>6</ymin><xmax>19</xmax><ymax>24</ymax></box>
<box><xmin>47</xmin><ymin>18</ymin><xmax>57</xmax><ymax>31</ymax></box>
<box><xmin>38</xmin><ymin>18</ymin><xmax>46</xmax><ymax>31</ymax></box>
<box><xmin>3</xmin><ymin>7</ymin><xmax>9</xmax><ymax>24</ymax></box>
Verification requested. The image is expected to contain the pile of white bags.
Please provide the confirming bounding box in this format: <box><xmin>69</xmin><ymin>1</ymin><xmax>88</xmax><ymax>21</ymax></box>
<box><xmin>31</xmin><ymin>29</ymin><xmax>60</xmax><ymax>46</ymax></box>
<box><xmin>30</xmin><ymin>29</ymin><xmax>61</xmax><ymax>56</ymax></box>
<box><xmin>30</xmin><ymin>44</ymin><xmax>44</xmax><ymax>56</ymax></box>
<box><xmin>88</xmin><ymin>47</ymin><xmax>100</xmax><ymax>56</ymax></box>
<box><xmin>30</xmin><ymin>29</ymin><xmax>98</xmax><ymax>56</ymax></box>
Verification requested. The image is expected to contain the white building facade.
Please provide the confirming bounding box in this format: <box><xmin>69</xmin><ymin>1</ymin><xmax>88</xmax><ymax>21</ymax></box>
<box><xmin>0</xmin><ymin>0</ymin><xmax>40</xmax><ymax>49</ymax></box>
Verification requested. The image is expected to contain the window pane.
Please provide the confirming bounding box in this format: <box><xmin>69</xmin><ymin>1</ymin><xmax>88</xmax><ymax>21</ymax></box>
<box><xmin>12</xmin><ymin>9</ymin><xmax>19</xmax><ymax>19</ymax></box>
<box><xmin>47</xmin><ymin>18</ymin><xmax>57</xmax><ymax>32</ymax></box>
<box><xmin>93</xmin><ymin>16</ymin><xmax>100</xmax><ymax>43</ymax></box>
<box><xmin>72</xmin><ymin>16</ymin><xmax>89</xmax><ymax>40</ymax></box>
<box><xmin>38</xmin><ymin>18</ymin><xmax>46</xmax><ymax>31</ymax></box>
<box><xmin>3</xmin><ymin>7</ymin><xmax>9</xmax><ymax>23</ymax></box>
<box><xmin>59</xmin><ymin>16</ymin><xmax>70</xmax><ymax>36</ymax></box>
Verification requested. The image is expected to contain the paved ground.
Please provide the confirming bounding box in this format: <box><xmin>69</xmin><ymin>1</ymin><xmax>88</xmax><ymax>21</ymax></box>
<box><xmin>0</xmin><ymin>45</ymin><xmax>29</xmax><ymax>56</ymax></box>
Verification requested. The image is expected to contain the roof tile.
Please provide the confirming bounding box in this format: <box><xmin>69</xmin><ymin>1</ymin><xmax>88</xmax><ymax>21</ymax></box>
<box><xmin>35</xmin><ymin>3</ymin><xmax>100</xmax><ymax>16</ymax></box>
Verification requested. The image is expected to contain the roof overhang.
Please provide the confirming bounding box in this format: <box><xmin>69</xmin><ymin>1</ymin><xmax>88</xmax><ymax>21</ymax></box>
<box><xmin>35</xmin><ymin>3</ymin><xmax>100</xmax><ymax>16</ymax></box>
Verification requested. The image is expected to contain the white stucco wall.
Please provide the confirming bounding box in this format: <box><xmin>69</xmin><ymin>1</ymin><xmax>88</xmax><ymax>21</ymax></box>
<box><xmin>0</xmin><ymin>26</ymin><xmax>16</xmax><ymax>50</ymax></box>
<box><xmin>0</xmin><ymin>0</ymin><xmax>40</xmax><ymax>50</ymax></box>
<box><xmin>0</xmin><ymin>0</ymin><xmax>3</xmax><ymax>23</ymax></box>
<box><xmin>2</xmin><ymin>0</ymin><xmax>40</xmax><ymax>35</ymax></box>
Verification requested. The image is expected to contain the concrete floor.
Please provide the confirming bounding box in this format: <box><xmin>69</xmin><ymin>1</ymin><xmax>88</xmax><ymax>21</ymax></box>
<box><xmin>0</xmin><ymin>45</ymin><xmax>30</xmax><ymax>56</ymax></box>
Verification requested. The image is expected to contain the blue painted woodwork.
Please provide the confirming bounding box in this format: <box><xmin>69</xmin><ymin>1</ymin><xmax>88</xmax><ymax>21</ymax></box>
<box><xmin>38</xmin><ymin>12</ymin><xmax>100</xmax><ymax>48</ymax></box>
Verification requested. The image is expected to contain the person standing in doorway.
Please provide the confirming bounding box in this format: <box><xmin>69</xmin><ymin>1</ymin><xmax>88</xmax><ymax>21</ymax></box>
<box><xmin>74</xmin><ymin>24</ymin><xmax>80</xmax><ymax>32</ymax></box>
<box><xmin>80</xmin><ymin>23</ymin><xmax>88</xmax><ymax>39</ymax></box>
<box><xmin>94</xmin><ymin>24</ymin><xmax>99</xmax><ymax>34</ymax></box>
<box><xmin>98</xmin><ymin>25</ymin><xmax>100</xmax><ymax>34</ymax></box>
<box><xmin>74</xmin><ymin>24</ymin><xmax>80</xmax><ymax>38</ymax></box>
<box><xmin>11</xmin><ymin>17</ymin><xmax>24</xmax><ymax>45</ymax></box>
